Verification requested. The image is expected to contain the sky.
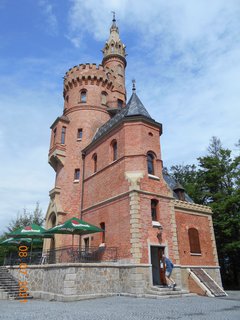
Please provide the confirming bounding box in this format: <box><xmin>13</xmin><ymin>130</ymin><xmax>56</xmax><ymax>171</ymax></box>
<box><xmin>0</xmin><ymin>0</ymin><xmax>239</xmax><ymax>234</ymax></box>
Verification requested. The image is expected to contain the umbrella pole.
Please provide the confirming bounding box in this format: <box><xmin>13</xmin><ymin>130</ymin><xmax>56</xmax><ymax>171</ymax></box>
<box><xmin>30</xmin><ymin>240</ymin><xmax>33</xmax><ymax>263</ymax></box>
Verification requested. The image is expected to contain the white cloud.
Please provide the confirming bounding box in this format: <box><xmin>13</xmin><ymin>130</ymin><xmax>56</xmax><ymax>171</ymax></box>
<box><xmin>38</xmin><ymin>0</ymin><xmax>58</xmax><ymax>35</ymax></box>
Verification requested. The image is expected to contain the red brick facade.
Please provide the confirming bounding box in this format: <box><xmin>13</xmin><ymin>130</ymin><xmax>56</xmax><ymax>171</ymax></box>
<box><xmin>44</xmin><ymin>18</ymin><xmax>221</xmax><ymax>290</ymax></box>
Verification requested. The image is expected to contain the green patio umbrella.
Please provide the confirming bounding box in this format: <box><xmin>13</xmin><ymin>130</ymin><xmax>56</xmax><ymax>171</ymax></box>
<box><xmin>45</xmin><ymin>217</ymin><xmax>103</xmax><ymax>247</ymax></box>
<box><xmin>8</xmin><ymin>224</ymin><xmax>53</xmax><ymax>239</ymax></box>
<box><xmin>8</xmin><ymin>224</ymin><xmax>53</xmax><ymax>257</ymax></box>
<box><xmin>0</xmin><ymin>237</ymin><xmax>43</xmax><ymax>246</ymax></box>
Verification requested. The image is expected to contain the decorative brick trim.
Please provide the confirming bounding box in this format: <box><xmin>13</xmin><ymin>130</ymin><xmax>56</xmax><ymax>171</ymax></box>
<box><xmin>169</xmin><ymin>202</ymin><xmax>180</xmax><ymax>264</ymax></box>
<box><xmin>208</xmin><ymin>216</ymin><xmax>219</xmax><ymax>265</ymax></box>
<box><xmin>125</xmin><ymin>172</ymin><xmax>144</xmax><ymax>263</ymax></box>
<box><xmin>174</xmin><ymin>200</ymin><xmax>212</xmax><ymax>214</ymax></box>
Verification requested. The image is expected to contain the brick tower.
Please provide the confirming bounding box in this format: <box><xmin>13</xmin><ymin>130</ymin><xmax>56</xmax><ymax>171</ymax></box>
<box><xmin>44</xmin><ymin>16</ymin><xmax>223</xmax><ymax>297</ymax></box>
<box><xmin>45</xmin><ymin>16</ymin><xmax>127</xmax><ymax>249</ymax></box>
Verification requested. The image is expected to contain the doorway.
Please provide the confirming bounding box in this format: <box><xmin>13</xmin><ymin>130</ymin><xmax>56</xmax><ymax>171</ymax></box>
<box><xmin>150</xmin><ymin>246</ymin><xmax>166</xmax><ymax>286</ymax></box>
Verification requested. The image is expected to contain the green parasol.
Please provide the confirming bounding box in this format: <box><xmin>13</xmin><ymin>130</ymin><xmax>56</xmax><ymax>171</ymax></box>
<box><xmin>8</xmin><ymin>224</ymin><xmax>53</xmax><ymax>258</ymax></box>
<box><xmin>45</xmin><ymin>217</ymin><xmax>103</xmax><ymax>248</ymax></box>
<box><xmin>0</xmin><ymin>237</ymin><xmax>43</xmax><ymax>246</ymax></box>
<box><xmin>8</xmin><ymin>224</ymin><xmax>53</xmax><ymax>239</ymax></box>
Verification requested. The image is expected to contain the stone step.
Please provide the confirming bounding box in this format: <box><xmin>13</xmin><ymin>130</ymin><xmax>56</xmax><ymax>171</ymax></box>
<box><xmin>142</xmin><ymin>292</ymin><xmax>196</xmax><ymax>299</ymax></box>
<box><xmin>0</xmin><ymin>266</ymin><xmax>33</xmax><ymax>300</ymax></box>
<box><xmin>0</xmin><ymin>287</ymin><xmax>20</xmax><ymax>292</ymax></box>
<box><xmin>146</xmin><ymin>289</ymin><xmax>190</xmax><ymax>296</ymax></box>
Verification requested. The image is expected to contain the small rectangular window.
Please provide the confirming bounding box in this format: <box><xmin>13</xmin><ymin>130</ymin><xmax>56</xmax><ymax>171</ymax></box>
<box><xmin>74</xmin><ymin>169</ymin><xmax>80</xmax><ymax>181</ymax></box>
<box><xmin>61</xmin><ymin>126</ymin><xmax>66</xmax><ymax>144</ymax></box>
<box><xmin>100</xmin><ymin>222</ymin><xmax>105</xmax><ymax>243</ymax></box>
<box><xmin>151</xmin><ymin>199</ymin><xmax>158</xmax><ymax>221</ymax></box>
<box><xmin>77</xmin><ymin>129</ymin><xmax>83</xmax><ymax>140</ymax></box>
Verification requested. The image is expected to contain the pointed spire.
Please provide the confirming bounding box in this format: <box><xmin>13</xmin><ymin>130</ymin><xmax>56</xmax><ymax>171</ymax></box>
<box><xmin>102</xmin><ymin>13</ymin><xmax>126</xmax><ymax>64</ymax></box>
<box><xmin>125</xmin><ymin>89</ymin><xmax>152</xmax><ymax>119</ymax></box>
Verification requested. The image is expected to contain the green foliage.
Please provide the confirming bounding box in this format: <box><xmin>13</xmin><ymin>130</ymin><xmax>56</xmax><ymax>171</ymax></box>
<box><xmin>167</xmin><ymin>164</ymin><xmax>204</xmax><ymax>204</ymax></box>
<box><xmin>168</xmin><ymin>137</ymin><xmax>240</xmax><ymax>289</ymax></box>
<box><xmin>7</xmin><ymin>202</ymin><xmax>44</xmax><ymax>233</ymax></box>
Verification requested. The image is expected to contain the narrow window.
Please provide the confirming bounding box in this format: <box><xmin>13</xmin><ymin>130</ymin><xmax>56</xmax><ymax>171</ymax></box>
<box><xmin>84</xmin><ymin>237</ymin><xmax>89</xmax><ymax>250</ymax></box>
<box><xmin>53</xmin><ymin>128</ymin><xmax>57</xmax><ymax>143</ymax></box>
<box><xmin>147</xmin><ymin>153</ymin><xmax>154</xmax><ymax>175</ymax></box>
<box><xmin>80</xmin><ymin>90</ymin><xmax>87</xmax><ymax>103</ymax></box>
<box><xmin>100</xmin><ymin>222</ymin><xmax>105</xmax><ymax>243</ymax></box>
<box><xmin>117</xmin><ymin>99</ymin><xmax>123</xmax><ymax>108</ymax></box>
<box><xmin>188</xmin><ymin>228</ymin><xmax>201</xmax><ymax>254</ymax></box>
<box><xmin>111</xmin><ymin>140</ymin><xmax>118</xmax><ymax>161</ymax></box>
<box><xmin>151</xmin><ymin>199</ymin><xmax>158</xmax><ymax>221</ymax></box>
<box><xmin>93</xmin><ymin>153</ymin><xmax>97</xmax><ymax>173</ymax></box>
<box><xmin>77</xmin><ymin>128</ymin><xmax>83</xmax><ymax>140</ymax></box>
<box><xmin>101</xmin><ymin>92</ymin><xmax>107</xmax><ymax>105</ymax></box>
<box><xmin>65</xmin><ymin>95</ymin><xmax>69</xmax><ymax>103</ymax></box>
<box><xmin>74</xmin><ymin>168</ymin><xmax>80</xmax><ymax>181</ymax></box>
<box><xmin>61</xmin><ymin>126</ymin><xmax>66</xmax><ymax>144</ymax></box>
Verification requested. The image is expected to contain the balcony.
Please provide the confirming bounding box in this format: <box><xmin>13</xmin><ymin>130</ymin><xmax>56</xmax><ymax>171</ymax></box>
<box><xmin>48</xmin><ymin>144</ymin><xmax>66</xmax><ymax>171</ymax></box>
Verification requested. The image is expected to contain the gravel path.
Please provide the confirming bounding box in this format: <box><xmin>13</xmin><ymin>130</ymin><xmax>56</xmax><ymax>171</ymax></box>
<box><xmin>0</xmin><ymin>295</ymin><xmax>240</xmax><ymax>320</ymax></box>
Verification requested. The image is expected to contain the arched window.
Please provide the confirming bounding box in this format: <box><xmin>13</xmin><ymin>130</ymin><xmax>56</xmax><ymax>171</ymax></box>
<box><xmin>117</xmin><ymin>99</ymin><xmax>123</xmax><ymax>108</ymax></box>
<box><xmin>111</xmin><ymin>140</ymin><xmax>118</xmax><ymax>161</ymax></box>
<box><xmin>147</xmin><ymin>152</ymin><xmax>154</xmax><ymax>175</ymax></box>
<box><xmin>100</xmin><ymin>222</ymin><xmax>105</xmax><ymax>243</ymax></box>
<box><xmin>101</xmin><ymin>92</ymin><xmax>108</xmax><ymax>105</ymax></box>
<box><xmin>188</xmin><ymin>228</ymin><xmax>201</xmax><ymax>254</ymax></box>
<box><xmin>80</xmin><ymin>90</ymin><xmax>87</xmax><ymax>103</ymax></box>
<box><xmin>151</xmin><ymin>199</ymin><xmax>158</xmax><ymax>221</ymax></box>
<box><xmin>93</xmin><ymin>153</ymin><xmax>97</xmax><ymax>173</ymax></box>
<box><xmin>118</xmin><ymin>64</ymin><xmax>123</xmax><ymax>75</ymax></box>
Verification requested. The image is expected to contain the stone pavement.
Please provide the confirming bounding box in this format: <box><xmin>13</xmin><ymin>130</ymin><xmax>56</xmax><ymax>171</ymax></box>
<box><xmin>0</xmin><ymin>294</ymin><xmax>239</xmax><ymax>320</ymax></box>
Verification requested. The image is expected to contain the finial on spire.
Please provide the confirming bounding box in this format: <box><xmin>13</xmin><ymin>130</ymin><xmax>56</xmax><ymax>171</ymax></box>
<box><xmin>132</xmin><ymin>79</ymin><xmax>136</xmax><ymax>93</ymax></box>
<box><xmin>111</xmin><ymin>11</ymin><xmax>116</xmax><ymax>22</ymax></box>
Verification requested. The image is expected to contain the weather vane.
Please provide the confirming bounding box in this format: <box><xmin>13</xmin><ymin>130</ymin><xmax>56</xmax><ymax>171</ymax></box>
<box><xmin>111</xmin><ymin>11</ymin><xmax>116</xmax><ymax>22</ymax></box>
<box><xmin>132</xmin><ymin>79</ymin><xmax>136</xmax><ymax>92</ymax></box>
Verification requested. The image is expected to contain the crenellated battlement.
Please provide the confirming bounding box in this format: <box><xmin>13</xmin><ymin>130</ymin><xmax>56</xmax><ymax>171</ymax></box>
<box><xmin>65</xmin><ymin>63</ymin><xmax>105</xmax><ymax>76</ymax></box>
<box><xmin>63</xmin><ymin>63</ymin><xmax>115</xmax><ymax>97</ymax></box>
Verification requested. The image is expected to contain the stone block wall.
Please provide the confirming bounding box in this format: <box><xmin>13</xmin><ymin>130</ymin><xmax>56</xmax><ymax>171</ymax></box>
<box><xmin>8</xmin><ymin>263</ymin><xmax>151</xmax><ymax>301</ymax></box>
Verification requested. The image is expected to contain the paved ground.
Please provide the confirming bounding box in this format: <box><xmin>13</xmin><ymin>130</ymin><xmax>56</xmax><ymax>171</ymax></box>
<box><xmin>0</xmin><ymin>293</ymin><xmax>239</xmax><ymax>320</ymax></box>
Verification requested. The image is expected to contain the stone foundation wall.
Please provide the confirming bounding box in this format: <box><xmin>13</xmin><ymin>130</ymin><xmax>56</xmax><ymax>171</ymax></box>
<box><xmin>8</xmin><ymin>263</ymin><xmax>151</xmax><ymax>301</ymax></box>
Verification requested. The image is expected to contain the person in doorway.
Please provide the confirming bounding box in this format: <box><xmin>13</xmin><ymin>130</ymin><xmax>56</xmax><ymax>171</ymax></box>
<box><xmin>163</xmin><ymin>254</ymin><xmax>176</xmax><ymax>289</ymax></box>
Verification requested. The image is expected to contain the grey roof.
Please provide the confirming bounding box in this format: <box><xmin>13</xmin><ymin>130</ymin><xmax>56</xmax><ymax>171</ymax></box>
<box><xmin>163</xmin><ymin>173</ymin><xmax>194</xmax><ymax>203</ymax></box>
<box><xmin>92</xmin><ymin>92</ymin><xmax>152</xmax><ymax>142</ymax></box>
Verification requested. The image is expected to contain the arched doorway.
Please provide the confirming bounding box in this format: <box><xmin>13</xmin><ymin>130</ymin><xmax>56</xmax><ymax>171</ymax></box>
<box><xmin>48</xmin><ymin>212</ymin><xmax>56</xmax><ymax>251</ymax></box>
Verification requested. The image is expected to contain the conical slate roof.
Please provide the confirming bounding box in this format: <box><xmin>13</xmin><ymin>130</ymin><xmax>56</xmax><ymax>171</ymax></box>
<box><xmin>124</xmin><ymin>92</ymin><xmax>152</xmax><ymax>118</ymax></box>
<box><xmin>92</xmin><ymin>92</ymin><xmax>152</xmax><ymax>143</ymax></box>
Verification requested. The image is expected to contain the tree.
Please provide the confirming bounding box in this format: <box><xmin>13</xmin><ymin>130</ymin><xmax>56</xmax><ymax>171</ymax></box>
<box><xmin>198</xmin><ymin>137</ymin><xmax>240</xmax><ymax>288</ymax></box>
<box><xmin>7</xmin><ymin>202</ymin><xmax>44</xmax><ymax>233</ymax></box>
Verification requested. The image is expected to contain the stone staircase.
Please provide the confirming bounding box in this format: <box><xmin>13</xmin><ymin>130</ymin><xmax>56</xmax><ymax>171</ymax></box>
<box><xmin>144</xmin><ymin>285</ymin><xmax>195</xmax><ymax>299</ymax></box>
<box><xmin>0</xmin><ymin>266</ymin><xmax>33</xmax><ymax>300</ymax></box>
<box><xmin>121</xmin><ymin>285</ymin><xmax>195</xmax><ymax>299</ymax></box>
